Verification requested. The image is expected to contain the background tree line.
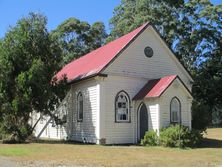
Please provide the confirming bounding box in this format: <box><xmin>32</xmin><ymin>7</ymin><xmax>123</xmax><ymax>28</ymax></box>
<box><xmin>0</xmin><ymin>0</ymin><xmax>221</xmax><ymax>142</ymax></box>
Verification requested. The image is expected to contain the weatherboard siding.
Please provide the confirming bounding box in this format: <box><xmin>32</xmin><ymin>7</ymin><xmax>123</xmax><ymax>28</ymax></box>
<box><xmin>70</xmin><ymin>78</ymin><xmax>99</xmax><ymax>143</ymax></box>
<box><xmin>100</xmin><ymin>75</ymin><xmax>147</xmax><ymax>144</ymax></box>
<box><xmin>159</xmin><ymin>78</ymin><xmax>192</xmax><ymax>128</ymax></box>
<box><xmin>103</xmin><ymin>27</ymin><xmax>192</xmax><ymax>90</ymax></box>
<box><xmin>33</xmin><ymin>113</ymin><xmax>67</xmax><ymax>140</ymax></box>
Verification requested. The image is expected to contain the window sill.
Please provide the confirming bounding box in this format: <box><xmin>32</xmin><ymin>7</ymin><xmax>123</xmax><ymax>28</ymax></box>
<box><xmin>115</xmin><ymin>120</ymin><xmax>131</xmax><ymax>123</ymax></box>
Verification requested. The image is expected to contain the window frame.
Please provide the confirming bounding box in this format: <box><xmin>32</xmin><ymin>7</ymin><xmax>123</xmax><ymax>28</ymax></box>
<box><xmin>115</xmin><ymin>90</ymin><xmax>131</xmax><ymax>123</ymax></box>
<box><xmin>77</xmin><ymin>91</ymin><xmax>83</xmax><ymax>122</ymax></box>
<box><xmin>170</xmin><ymin>97</ymin><xmax>181</xmax><ymax>124</ymax></box>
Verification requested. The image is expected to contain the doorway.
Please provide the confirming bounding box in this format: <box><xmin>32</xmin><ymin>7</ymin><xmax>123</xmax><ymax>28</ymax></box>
<box><xmin>138</xmin><ymin>103</ymin><xmax>148</xmax><ymax>140</ymax></box>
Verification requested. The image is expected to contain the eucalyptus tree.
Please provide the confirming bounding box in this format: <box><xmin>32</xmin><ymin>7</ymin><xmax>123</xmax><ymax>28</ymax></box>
<box><xmin>51</xmin><ymin>18</ymin><xmax>107</xmax><ymax>65</ymax></box>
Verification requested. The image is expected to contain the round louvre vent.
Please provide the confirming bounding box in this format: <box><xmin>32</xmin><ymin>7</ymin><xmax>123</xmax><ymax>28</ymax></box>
<box><xmin>144</xmin><ymin>46</ymin><xmax>154</xmax><ymax>58</ymax></box>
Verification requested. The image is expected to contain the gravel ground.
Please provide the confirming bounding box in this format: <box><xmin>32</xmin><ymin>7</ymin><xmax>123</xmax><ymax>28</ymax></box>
<box><xmin>0</xmin><ymin>157</ymin><xmax>18</xmax><ymax>167</ymax></box>
<box><xmin>0</xmin><ymin>157</ymin><xmax>82</xmax><ymax>167</ymax></box>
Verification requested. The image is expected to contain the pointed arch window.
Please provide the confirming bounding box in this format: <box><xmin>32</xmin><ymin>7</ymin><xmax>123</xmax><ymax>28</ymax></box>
<box><xmin>170</xmin><ymin>97</ymin><xmax>181</xmax><ymax>124</ymax></box>
<box><xmin>115</xmin><ymin>91</ymin><xmax>130</xmax><ymax>122</ymax></box>
<box><xmin>77</xmin><ymin>92</ymin><xmax>83</xmax><ymax>122</ymax></box>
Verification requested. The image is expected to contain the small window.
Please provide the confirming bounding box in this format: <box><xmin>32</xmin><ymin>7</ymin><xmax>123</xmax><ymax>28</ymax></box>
<box><xmin>115</xmin><ymin>91</ymin><xmax>130</xmax><ymax>122</ymax></box>
<box><xmin>170</xmin><ymin>97</ymin><xmax>181</xmax><ymax>124</ymax></box>
<box><xmin>77</xmin><ymin>92</ymin><xmax>83</xmax><ymax>121</ymax></box>
<box><xmin>144</xmin><ymin>46</ymin><xmax>154</xmax><ymax>58</ymax></box>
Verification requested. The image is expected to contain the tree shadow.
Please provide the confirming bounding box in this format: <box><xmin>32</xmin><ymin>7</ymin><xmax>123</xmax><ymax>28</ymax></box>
<box><xmin>32</xmin><ymin>139</ymin><xmax>95</xmax><ymax>145</ymax></box>
<box><xmin>199</xmin><ymin>138</ymin><xmax>222</xmax><ymax>148</ymax></box>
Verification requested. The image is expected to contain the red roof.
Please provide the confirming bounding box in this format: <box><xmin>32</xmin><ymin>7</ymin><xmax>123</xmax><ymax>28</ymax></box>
<box><xmin>133</xmin><ymin>75</ymin><xmax>177</xmax><ymax>100</ymax></box>
<box><xmin>56</xmin><ymin>23</ymin><xmax>149</xmax><ymax>82</ymax></box>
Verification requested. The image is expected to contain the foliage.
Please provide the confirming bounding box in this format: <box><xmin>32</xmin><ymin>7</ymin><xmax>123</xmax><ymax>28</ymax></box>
<box><xmin>140</xmin><ymin>130</ymin><xmax>158</xmax><ymax>146</ymax></box>
<box><xmin>192</xmin><ymin>101</ymin><xmax>211</xmax><ymax>131</ymax></box>
<box><xmin>159</xmin><ymin>125</ymin><xmax>203</xmax><ymax>148</ymax></box>
<box><xmin>189</xmin><ymin>129</ymin><xmax>204</xmax><ymax>147</ymax></box>
<box><xmin>0</xmin><ymin>13</ymin><xmax>68</xmax><ymax>142</ymax></box>
<box><xmin>51</xmin><ymin>18</ymin><xmax>107</xmax><ymax>65</ymax></box>
<box><xmin>109</xmin><ymin>0</ymin><xmax>222</xmax><ymax>128</ymax></box>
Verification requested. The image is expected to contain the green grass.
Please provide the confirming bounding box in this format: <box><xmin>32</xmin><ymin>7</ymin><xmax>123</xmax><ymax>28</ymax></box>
<box><xmin>0</xmin><ymin>144</ymin><xmax>51</xmax><ymax>156</ymax></box>
<box><xmin>0</xmin><ymin>128</ymin><xmax>222</xmax><ymax>167</ymax></box>
<box><xmin>0</xmin><ymin>147</ymin><xmax>30</xmax><ymax>156</ymax></box>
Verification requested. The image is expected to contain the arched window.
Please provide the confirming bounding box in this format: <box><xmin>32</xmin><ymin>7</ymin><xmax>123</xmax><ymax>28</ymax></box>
<box><xmin>170</xmin><ymin>97</ymin><xmax>181</xmax><ymax>124</ymax></box>
<box><xmin>77</xmin><ymin>92</ymin><xmax>83</xmax><ymax>121</ymax></box>
<box><xmin>115</xmin><ymin>91</ymin><xmax>130</xmax><ymax>122</ymax></box>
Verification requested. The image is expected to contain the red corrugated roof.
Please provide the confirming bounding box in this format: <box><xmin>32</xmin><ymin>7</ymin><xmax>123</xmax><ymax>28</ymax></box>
<box><xmin>56</xmin><ymin>23</ymin><xmax>149</xmax><ymax>82</ymax></box>
<box><xmin>133</xmin><ymin>75</ymin><xmax>177</xmax><ymax>100</ymax></box>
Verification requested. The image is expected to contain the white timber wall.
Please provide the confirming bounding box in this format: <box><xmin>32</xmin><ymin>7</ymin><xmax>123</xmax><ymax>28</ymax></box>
<box><xmin>32</xmin><ymin>78</ymin><xmax>100</xmax><ymax>143</ymax></box>
<box><xmin>103</xmin><ymin>26</ymin><xmax>192</xmax><ymax>90</ymax></box>
<box><xmin>100</xmin><ymin>75</ymin><xmax>148</xmax><ymax>144</ymax></box>
<box><xmin>70</xmin><ymin>78</ymin><xmax>100</xmax><ymax>143</ymax></box>
<box><xmin>134</xmin><ymin>100</ymin><xmax>159</xmax><ymax>141</ymax></box>
<box><xmin>32</xmin><ymin>112</ymin><xmax>67</xmax><ymax>140</ymax></box>
<box><xmin>159</xmin><ymin>78</ymin><xmax>192</xmax><ymax>128</ymax></box>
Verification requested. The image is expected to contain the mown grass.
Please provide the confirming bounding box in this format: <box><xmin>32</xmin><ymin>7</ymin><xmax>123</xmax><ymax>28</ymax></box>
<box><xmin>0</xmin><ymin>128</ymin><xmax>222</xmax><ymax>167</ymax></box>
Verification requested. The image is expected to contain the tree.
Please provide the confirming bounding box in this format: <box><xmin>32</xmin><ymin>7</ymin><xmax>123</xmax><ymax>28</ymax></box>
<box><xmin>109</xmin><ymin>0</ymin><xmax>222</xmax><ymax>129</ymax></box>
<box><xmin>51</xmin><ymin>18</ymin><xmax>107</xmax><ymax>65</ymax></box>
<box><xmin>0</xmin><ymin>13</ymin><xmax>67</xmax><ymax>142</ymax></box>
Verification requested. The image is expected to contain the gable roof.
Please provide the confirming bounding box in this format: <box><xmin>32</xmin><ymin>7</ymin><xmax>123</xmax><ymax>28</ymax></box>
<box><xmin>56</xmin><ymin>23</ymin><xmax>193</xmax><ymax>83</ymax></box>
<box><xmin>133</xmin><ymin>75</ymin><xmax>192</xmax><ymax>100</ymax></box>
<box><xmin>56</xmin><ymin>23</ymin><xmax>149</xmax><ymax>83</ymax></box>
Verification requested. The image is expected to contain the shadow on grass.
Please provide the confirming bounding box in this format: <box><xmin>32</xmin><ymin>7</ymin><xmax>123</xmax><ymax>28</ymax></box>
<box><xmin>32</xmin><ymin>139</ymin><xmax>95</xmax><ymax>145</ymax></box>
<box><xmin>199</xmin><ymin>138</ymin><xmax>222</xmax><ymax>148</ymax></box>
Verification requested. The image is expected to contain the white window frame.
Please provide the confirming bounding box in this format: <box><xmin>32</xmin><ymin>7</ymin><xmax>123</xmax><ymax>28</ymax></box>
<box><xmin>115</xmin><ymin>91</ymin><xmax>130</xmax><ymax>123</ymax></box>
<box><xmin>77</xmin><ymin>92</ymin><xmax>83</xmax><ymax>122</ymax></box>
<box><xmin>170</xmin><ymin>97</ymin><xmax>181</xmax><ymax>124</ymax></box>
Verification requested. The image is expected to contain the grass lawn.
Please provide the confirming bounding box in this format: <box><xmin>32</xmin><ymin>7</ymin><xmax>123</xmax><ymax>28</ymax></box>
<box><xmin>0</xmin><ymin>128</ymin><xmax>222</xmax><ymax>167</ymax></box>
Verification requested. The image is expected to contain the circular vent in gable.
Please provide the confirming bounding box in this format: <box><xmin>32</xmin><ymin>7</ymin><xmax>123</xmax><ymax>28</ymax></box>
<box><xmin>144</xmin><ymin>46</ymin><xmax>154</xmax><ymax>58</ymax></box>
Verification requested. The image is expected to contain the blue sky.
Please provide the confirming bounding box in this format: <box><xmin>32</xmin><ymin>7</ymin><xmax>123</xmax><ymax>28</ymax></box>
<box><xmin>0</xmin><ymin>0</ymin><xmax>221</xmax><ymax>38</ymax></box>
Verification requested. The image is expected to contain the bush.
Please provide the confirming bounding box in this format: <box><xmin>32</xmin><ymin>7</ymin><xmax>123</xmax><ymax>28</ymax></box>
<box><xmin>159</xmin><ymin>125</ymin><xmax>203</xmax><ymax>148</ymax></box>
<box><xmin>141</xmin><ymin>130</ymin><xmax>158</xmax><ymax>146</ymax></box>
<box><xmin>188</xmin><ymin>129</ymin><xmax>204</xmax><ymax>147</ymax></box>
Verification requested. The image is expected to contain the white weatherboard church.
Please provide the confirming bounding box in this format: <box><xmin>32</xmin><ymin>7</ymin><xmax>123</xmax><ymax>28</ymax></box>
<box><xmin>32</xmin><ymin>23</ymin><xmax>193</xmax><ymax>145</ymax></box>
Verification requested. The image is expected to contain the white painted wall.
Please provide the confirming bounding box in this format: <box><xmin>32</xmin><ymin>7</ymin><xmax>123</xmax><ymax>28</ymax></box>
<box><xmin>103</xmin><ymin>26</ymin><xmax>192</xmax><ymax>90</ymax></box>
<box><xmin>70</xmin><ymin>78</ymin><xmax>100</xmax><ymax>143</ymax></box>
<box><xmin>100</xmin><ymin>75</ymin><xmax>148</xmax><ymax>144</ymax></box>
<box><xmin>159</xmin><ymin>78</ymin><xmax>192</xmax><ymax>129</ymax></box>
<box><xmin>134</xmin><ymin>100</ymin><xmax>159</xmax><ymax>141</ymax></box>
<box><xmin>33</xmin><ymin>78</ymin><xmax>100</xmax><ymax>143</ymax></box>
<box><xmin>32</xmin><ymin>112</ymin><xmax>67</xmax><ymax>140</ymax></box>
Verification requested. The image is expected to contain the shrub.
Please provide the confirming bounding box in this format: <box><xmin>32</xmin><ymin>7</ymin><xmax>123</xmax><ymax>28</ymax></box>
<box><xmin>188</xmin><ymin>129</ymin><xmax>204</xmax><ymax>147</ymax></box>
<box><xmin>140</xmin><ymin>130</ymin><xmax>158</xmax><ymax>146</ymax></box>
<box><xmin>159</xmin><ymin>125</ymin><xmax>203</xmax><ymax>148</ymax></box>
<box><xmin>140</xmin><ymin>125</ymin><xmax>203</xmax><ymax>148</ymax></box>
<box><xmin>159</xmin><ymin>125</ymin><xmax>184</xmax><ymax>147</ymax></box>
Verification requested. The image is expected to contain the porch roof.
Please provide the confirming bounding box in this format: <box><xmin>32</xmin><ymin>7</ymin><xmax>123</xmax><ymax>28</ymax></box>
<box><xmin>133</xmin><ymin>75</ymin><xmax>178</xmax><ymax>100</ymax></box>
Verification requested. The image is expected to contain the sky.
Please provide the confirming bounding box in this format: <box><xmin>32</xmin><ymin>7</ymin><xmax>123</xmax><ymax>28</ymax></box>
<box><xmin>0</xmin><ymin>0</ymin><xmax>221</xmax><ymax>38</ymax></box>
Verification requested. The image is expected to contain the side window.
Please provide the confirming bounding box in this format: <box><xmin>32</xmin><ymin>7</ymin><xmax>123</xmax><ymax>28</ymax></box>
<box><xmin>170</xmin><ymin>97</ymin><xmax>181</xmax><ymax>124</ymax></box>
<box><xmin>77</xmin><ymin>92</ymin><xmax>83</xmax><ymax>122</ymax></box>
<box><xmin>115</xmin><ymin>91</ymin><xmax>130</xmax><ymax>122</ymax></box>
